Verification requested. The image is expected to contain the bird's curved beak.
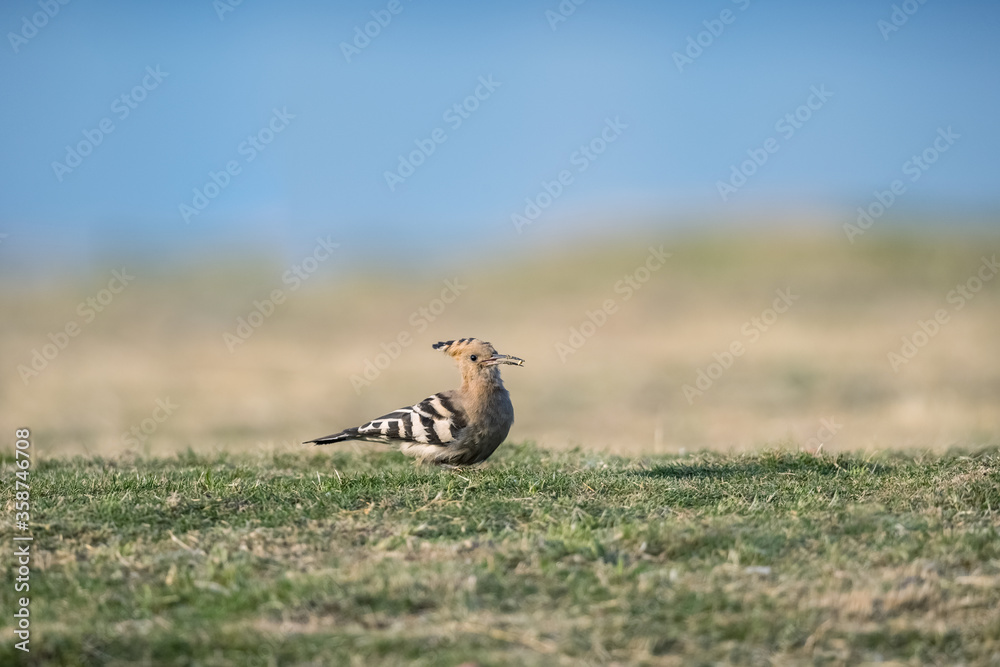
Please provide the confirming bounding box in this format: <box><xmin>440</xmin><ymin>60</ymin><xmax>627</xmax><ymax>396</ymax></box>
<box><xmin>482</xmin><ymin>353</ymin><xmax>525</xmax><ymax>367</ymax></box>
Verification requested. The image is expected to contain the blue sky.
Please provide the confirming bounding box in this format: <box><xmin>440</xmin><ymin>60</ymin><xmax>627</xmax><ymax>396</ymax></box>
<box><xmin>2</xmin><ymin>0</ymin><xmax>998</xmax><ymax>275</ymax></box>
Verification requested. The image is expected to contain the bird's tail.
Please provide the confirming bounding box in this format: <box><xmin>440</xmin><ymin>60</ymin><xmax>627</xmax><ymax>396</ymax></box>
<box><xmin>304</xmin><ymin>427</ymin><xmax>359</xmax><ymax>445</ymax></box>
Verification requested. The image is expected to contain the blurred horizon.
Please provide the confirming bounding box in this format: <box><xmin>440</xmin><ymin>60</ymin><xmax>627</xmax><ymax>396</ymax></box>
<box><xmin>3</xmin><ymin>232</ymin><xmax>999</xmax><ymax>457</ymax></box>
<box><xmin>4</xmin><ymin>215</ymin><xmax>1000</xmax><ymax>286</ymax></box>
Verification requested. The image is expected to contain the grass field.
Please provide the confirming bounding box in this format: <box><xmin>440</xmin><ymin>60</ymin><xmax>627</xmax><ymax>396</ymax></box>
<box><xmin>3</xmin><ymin>443</ymin><xmax>998</xmax><ymax>665</ymax></box>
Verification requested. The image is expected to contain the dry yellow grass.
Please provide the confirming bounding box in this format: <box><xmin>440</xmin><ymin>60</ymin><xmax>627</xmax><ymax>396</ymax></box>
<box><xmin>2</xmin><ymin>229</ymin><xmax>998</xmax><ymax>457</ymax></box>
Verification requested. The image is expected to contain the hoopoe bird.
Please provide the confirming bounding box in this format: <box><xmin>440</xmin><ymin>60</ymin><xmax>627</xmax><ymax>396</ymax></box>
<box><xmin>305</xmin><ymin>338</ymin><xmax>524</xmax><ymax>466</ymax></box>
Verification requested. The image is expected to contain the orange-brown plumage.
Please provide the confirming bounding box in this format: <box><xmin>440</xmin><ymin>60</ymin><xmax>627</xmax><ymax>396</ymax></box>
<box><xmin>305</xmin><ymin>338</ymin><xmax>524</xmax><ymax>466</ymax></box>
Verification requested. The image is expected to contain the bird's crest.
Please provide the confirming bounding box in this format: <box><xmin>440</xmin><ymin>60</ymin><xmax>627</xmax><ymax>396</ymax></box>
<box><xmin>432</xmin><ymin>338</ymin><xmax>494</xmax><ymax>357</ymax></box>
<box><xmin>433</xmin><ymin>338</ymin><xmax>524</xmax><ymax>369</ymax></box>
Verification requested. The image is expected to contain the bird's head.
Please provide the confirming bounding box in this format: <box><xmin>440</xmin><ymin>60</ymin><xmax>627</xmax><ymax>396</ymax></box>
<box><xmin>432</xmin><ymin>338</ymin><xmax>524</xmax><ymax>383</ymax></box>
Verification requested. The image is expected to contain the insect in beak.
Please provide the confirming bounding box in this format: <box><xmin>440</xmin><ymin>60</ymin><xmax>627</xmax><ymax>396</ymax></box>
<box><xmin>481</xmin><ymin>354</ymin><xmax>525</xmax><ymax>367</ymax></box>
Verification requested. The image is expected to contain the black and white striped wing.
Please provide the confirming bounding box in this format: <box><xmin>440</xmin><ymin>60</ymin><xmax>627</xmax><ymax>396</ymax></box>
<box><xmin>356</xmin><ymin>392</ymin><xmax>467</xmax><ymax>445</ymax></box>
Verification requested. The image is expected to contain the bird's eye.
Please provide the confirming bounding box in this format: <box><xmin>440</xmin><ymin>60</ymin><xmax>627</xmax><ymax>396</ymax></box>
<box><xmin>470</xmin><ymin>355</ymin><xmax>478</xmax><ymax>362</ymax></box>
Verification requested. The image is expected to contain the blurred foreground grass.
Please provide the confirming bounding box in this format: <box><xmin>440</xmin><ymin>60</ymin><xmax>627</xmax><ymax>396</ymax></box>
<box><xmin>1</xmin><ymin>230</ymin><xmax>998</xmax><ymax>456</ymax></box>
<box><xmin>1</xmin><ymin>443</ymin><xmax>998</xmax><ymax>665</ymax></box>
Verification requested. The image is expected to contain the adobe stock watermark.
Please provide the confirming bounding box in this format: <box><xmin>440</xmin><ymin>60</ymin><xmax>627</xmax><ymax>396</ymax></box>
<box><xmin>682</xmin><ymin>288</ymin><xmax>799</xmax><ymax>404</ymax></box>
<box><xmin>121</xmin><ymin>397</ymin><xmax>180</xmax><ymax>450</ymax></box>
<box><xmin>213</xmin><ymin>0</ymin><xmax>245</xmax><ymax>21</ymax></box>
<box><xmin>179</xmin><ymin>107</ymin><xmax>294</xmax><ymax>223</ymax></box>
<box><xmin>511</xmin><ymin>116</ymin><xmax>627</xmax><ymax>234</ymax></box>
<box><xmin>888</xmin><ymin>254</ymin><xmax>997</xmax><ymax>372</ymax></box>
<box><xmin>804</xmin><ymin>417</ymin><xmax>843</xmax><ymax>452</ymax></box>
<box><xmin>12</xmin><ymin>429</ymin><xmax>32</xmax><ymax>653</ymax></box>
<box><xmin>8</xmin><ymin>0</ymin><xmax>72</xmax><ymax>53</ymax></box>
<box><xmin>545</xmin><ymin>0</ymin><xmax>588</xmax><ymax>30</ymax></box>
<box><xmin>878</xmin><ymin>0</ymin><xmax>930</xmax><ymax>41</ymax></box>
<box><xmin>717</xmin><ymin>85</ymin><xmax>832</xmax><ymax>202</ymax></box>
<box><xmin>672</xmin><ymin>0</ymin><xmax>751</xmax><ymax>73</ymax></box>
<box><xmin>384</xmin><ymin>75</ymin><xmax>501</xmax><ymax>192</ymax></box>
<box><xmin>18</xmin><ymin>268</ymin><xmax>135</xmax><ymax>385</ymax></box>
<box><xmin>350</xmin><ymin>278</ymin><xmax>468</xmax><ymax>392</ymax></box>
<box><xmin>843</xmin><ymin>126</ymin><xmax>959</xmax><ymax>243</ymax></box>
<box><xmin>555</xmin><ymin>246</ymin><xmax>670</xmax><ymax>362</ymax></box>
<box><xmin>224</xmin><ymin>236</ymin><xmax>339</xmax><ymax>352</ymax></box>
<box><xmin>51</xmin><ymin>65</ymin><xmax>169</xmax><ymax>182</ymax></box>
<box><xmin>340</xmin><ymin>0</ymin><xmax>413</xmax><ymax>62</ymax></box>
